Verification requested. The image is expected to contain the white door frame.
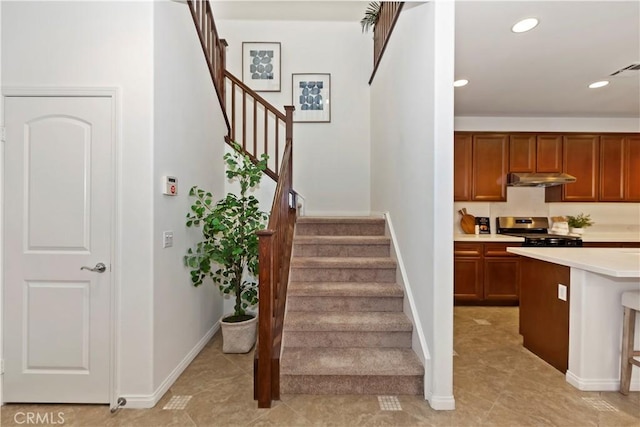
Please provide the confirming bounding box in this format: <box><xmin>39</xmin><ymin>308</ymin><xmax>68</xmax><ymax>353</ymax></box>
<box><xmin>0</xmin><ymin>87</ymin><xmax>120</xmax><ymax>409</ymax></box>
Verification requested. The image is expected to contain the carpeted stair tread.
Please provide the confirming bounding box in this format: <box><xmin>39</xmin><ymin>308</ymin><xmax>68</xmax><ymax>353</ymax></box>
<box><xmin>284</xmin><ymin>311</ymin><xmax>412</xmax><ymax>332</ymax></box>
<box><xmin>294</xmin><ymin>235</ymin><xmax>390</xmax><ymax>245</ymax></box>
<box><xmin>297</xmin><ymin>217</ymin><xmax>385</xmax><ymax>225</ymax></box>
<box><xmin>288</xmin><ymin>281</ymin><xmax>404</xmax><ymax>297</ymax></box>
<box><xmin>291</xmin><ymin>257</ymin><xmax>396</xmax><ymax>268</ymax></box>
<box><xmin>281</xmin><ymin>347</ymin><xmax>424</xmax><ymax>376</ymax></box>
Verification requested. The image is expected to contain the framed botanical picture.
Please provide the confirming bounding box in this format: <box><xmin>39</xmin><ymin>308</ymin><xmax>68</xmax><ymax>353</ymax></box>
<box><xmin>292</xmin><ymin>73</ymin><xmax>331</xmax><ymax>123</ymax></box>
<box><xmin>242</xmin><ymin>42</ymin><xmax>281</xmax><ymax>92</ymax></box>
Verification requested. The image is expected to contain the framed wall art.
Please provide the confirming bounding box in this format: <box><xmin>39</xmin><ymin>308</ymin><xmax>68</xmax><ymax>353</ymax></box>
<box><xmin>292</xmin><ymin>73</ymin><xmax>331</xmax><ymax>123</ymax></box>
<box><xmin>242</xmin><ymin>42</ymin><xmax>281</xmax><ymax>92</ymax></box>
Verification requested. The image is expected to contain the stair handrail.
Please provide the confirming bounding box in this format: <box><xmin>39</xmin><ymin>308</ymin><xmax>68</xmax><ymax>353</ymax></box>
<box><xmin>369</xmin><ymin>2</ymin><xmax>405</xmax><ymax>84</ymax></box>
<box><xmin>224</xmin><ymin>71</ymin><xmax>288</xmax><ymax>181</ymax></box>
<box><xmin>186</xmin><ymin>0</ymin><xmax>296</xmax><ymax>409</ymax></box>
<box><xmin>186</xmin><ymin>0</ymin><xmax>231</xmax><ymax>134</ymax></box>
<box><xmin>255</xmin><ymin>106</ymin><xmax>296</xmax><ymax>408</ymax></box>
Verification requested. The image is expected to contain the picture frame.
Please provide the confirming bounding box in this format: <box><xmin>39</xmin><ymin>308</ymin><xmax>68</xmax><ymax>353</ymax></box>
<box><xmin>292</xmin><ymin>73</ymin><xmax>331</xmax><ymax>123</ymax></box>
<box><xmin>242</xmin><ymin>42</ymin><xmax>281</xmax><ymax>92</ymax></box>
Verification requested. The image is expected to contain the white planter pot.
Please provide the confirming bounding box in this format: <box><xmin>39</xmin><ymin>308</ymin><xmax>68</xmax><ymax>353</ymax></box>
<box><xmin>570</xmin><ymin>227</ymin><xmax>584</xmax><ymax>235</ymax></box>
<box><xmin>221</xmin><ymin>314</ymin><xmax>257</xmax><ymax>353</ymax></box>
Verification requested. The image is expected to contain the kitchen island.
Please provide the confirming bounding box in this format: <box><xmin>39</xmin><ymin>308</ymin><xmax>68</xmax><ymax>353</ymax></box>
<box><xmin>508</xmin><ymin>247</ymin><xmax>640</xmax><ymax>392</ymax></box>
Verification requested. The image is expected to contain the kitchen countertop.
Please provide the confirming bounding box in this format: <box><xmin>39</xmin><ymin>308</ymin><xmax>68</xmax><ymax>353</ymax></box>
<box><xmin>454</xmin><ymin>231</ymin><xmax>640</xmax><ymax>243</ymax></box>
<box><xmin>454</xmin><ymin>234</ymin><xmax>524</xmax><ymax>242</ymax></box>
<box><xmin>507</xmin><ymin>247</ymin><xmax>640</xmax><ymax>278</ymax></box>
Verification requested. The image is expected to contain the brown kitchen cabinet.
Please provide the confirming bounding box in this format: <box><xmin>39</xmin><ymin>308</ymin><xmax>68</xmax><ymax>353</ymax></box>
<box><xmin>561</xmin><ymin>135</ymin><xmax>600</xmax><ymax>202</ymax></box>
<box><xmin>454</xmin><ymin>134</ymin><xmax>473</xmax><ymax>201</ymax></box>
<box><xmin>509</xmin><ymin>134</ymin><xmax>563</xmax><ymax>173</ymax></box>
<box><xmin>600</xmin><ymin>134</ymin><xmax>640</xmax><ymax>202</ymax></box>
<box><xmin>454</xmin><ymin>242</ymin><xmax>520</xmax><ymax>305</ymax></box>
<box><xmin>472</xmin><ymin>134</ymin><xmax>508</xmax><ymax>201</ymax></box>
<box><xmin>519</xmin><ymin>257</ymin><xmax>570</xmax><ymax>373</ymax></box>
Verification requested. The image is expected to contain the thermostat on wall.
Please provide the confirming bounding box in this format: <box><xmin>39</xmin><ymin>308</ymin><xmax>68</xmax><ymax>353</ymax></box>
<box><xmin>163</xmin><ymin>176</ymin><xmax>178</xmax><ymax>196</ymax></box>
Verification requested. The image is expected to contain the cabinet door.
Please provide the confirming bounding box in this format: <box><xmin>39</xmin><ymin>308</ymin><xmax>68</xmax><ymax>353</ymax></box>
<box><xmin>454</xmin><ymin>257</ymin><xmax>483</xmax><ymax>302</ymax></box>
<box><xmin>509</xmin><ymin>135</ymin><xmax>536</xmax><ymax>172</ymax></box>
<box><xmin>563</xmin><ymin>135</ymin><xmax>599</xmax><ymax>201</ymax></box>
<box><xmin>599</xmin><ymin>135</ymin><xmax>625</xmax><ymax>201</ymax></box>
<box><xmin>536</xmin><ymin>135</ymin><xmax>563</xmax><ymax>172</ymax></box>
<box><xmin>454</xmin><ymin>134</ymin><xmax>473</xmax><ymax>201</ymax></box>
<box><xmin>484</xmin><ymin>258</ymin><xmax>519</xmax><ymax>302</ymax></box>
<box><xmin>625</xmin><ymin>135</ymin><xmax>640</xmax><ymax>201</ymax></box>
<box><xmin>472</xmin><ymin>134</ymin><xmax>508</xmax><ymax>201</ymax></box>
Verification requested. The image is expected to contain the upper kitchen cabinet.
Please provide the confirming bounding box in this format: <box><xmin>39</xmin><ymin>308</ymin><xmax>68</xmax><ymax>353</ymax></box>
<box><xmin>509</xmin><ymin>135</ymin><xmax>536</xmax><ymax>172</ymax></box>
<box><xmin>509</xmin><ymin>134</ymin><xmax>563</xmax><ymax>173</ymax></box>
<box><xmin>454</xmin><ymin>134</ymin><xmax>473</xmax><ymax>201</ymax></box>
<box><xmin>561</xmin><ymin>135</ymin><xmax>599</xmax><ymax>202</ymax></box>
<box><xmin>600</xmin><ymin>135</ymin><xmax>640</xmax><ymax>202</ymax></box>
<box><xmin>536</xmin><ymin>135</ymin><xmax>563</xmax><ymax>172</ymax></box>
<box><xmin>472</xmin><ymin>134</ymin><xmax>508</xmax><ymax>201</ymax></box>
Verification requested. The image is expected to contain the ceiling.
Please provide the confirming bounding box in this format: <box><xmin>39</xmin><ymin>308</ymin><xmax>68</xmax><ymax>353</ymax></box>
<box><xmin>211</xmin><ymin>1</ymin><xmax>640</xmax><ymax>118</ymax></box>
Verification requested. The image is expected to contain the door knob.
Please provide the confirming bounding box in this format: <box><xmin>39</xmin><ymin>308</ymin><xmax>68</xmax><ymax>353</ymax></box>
<box><xmin>80</xmin><ymin>262</ymin><xmax>107</xmax><ymax>273</ymax></box>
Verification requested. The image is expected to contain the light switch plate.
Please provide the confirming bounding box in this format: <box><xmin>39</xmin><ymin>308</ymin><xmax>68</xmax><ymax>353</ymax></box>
<box><xmin>163</xmin><ymin>231</ymin><xmax>174</xmax><ymax>248</ymax></box>
<box><xmin>558</xmin><ymin>284</ymin><xmax>567</xmax><ymax>301</ymax></box>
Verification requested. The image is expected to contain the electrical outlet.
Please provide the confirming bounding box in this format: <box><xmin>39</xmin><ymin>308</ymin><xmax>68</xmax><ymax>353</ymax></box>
<box><xmin>558</xmin><ymin>284</ymin><xmax>567</xmax><ymax>301</ymax></box>
<box><xmin>163</xmin><ymin>231</ymin><xmax>174</xmax><ymax>248</ymax></box>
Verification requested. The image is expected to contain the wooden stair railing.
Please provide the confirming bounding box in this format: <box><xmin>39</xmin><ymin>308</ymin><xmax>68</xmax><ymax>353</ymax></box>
<box><xmin>224</xmin><ymin>71</ymin><xmax>290</xmax><ymax>182</ymax></box>
<box><xmin>186</xmin><ymin>0</ymin><xmax>230</xmax><ymax>134</ymax></box>
<box><xmin>369</xmin><ymin>2</ymin><xmax>405</xmax><ymax>84</ymax></box>
<box><xmin>255</xmin><ymin>118</ymin><xmax>297</xmax><ymax>407</ymax></box>
<box><xmin>186</xmin><ymin>0</ymin><xmax>296</xmax><ymax>409</ymax></box>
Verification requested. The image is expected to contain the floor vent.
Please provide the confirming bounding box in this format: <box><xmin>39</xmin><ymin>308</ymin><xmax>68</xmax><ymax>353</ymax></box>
<box><xmin>163</xmin><ymin>395</ymin><xmax>192</xmax><ymax>410</ymax></box>
<box><xmin>378</xmin><ymin>395</ymin><xmax>402</xmax><ymax>411</ymax></box>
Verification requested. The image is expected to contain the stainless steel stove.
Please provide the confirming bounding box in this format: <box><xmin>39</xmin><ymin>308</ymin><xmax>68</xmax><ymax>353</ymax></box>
<box><xmin>496</xmin><ymin>217</ymin><xmax>583</xmax><ymax>247</ymax></box>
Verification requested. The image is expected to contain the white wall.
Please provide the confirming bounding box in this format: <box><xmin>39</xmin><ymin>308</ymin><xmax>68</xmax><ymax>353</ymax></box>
<box><xmin>455</xmin><ymin>116</ymin><xmax>640</xmax><ymax>133</ymax></box>
<box><xmin>152</xmin><ymin>0</ymin><xmax>226</xmax><ymax>394</ymax></box>
<box><xmin>215</xmin><ymin>18</ymin><xmax>372</xmax><ymax>216</ymax></box>
<box><xmin>370</xmin><ymin>2</ymin><xmax>455</xmax><ymax>410</ymax></box>
<box><xmin>1</xmin><ymin>0</ymin><xmax>155</xmax><ymax>398</ymax></box>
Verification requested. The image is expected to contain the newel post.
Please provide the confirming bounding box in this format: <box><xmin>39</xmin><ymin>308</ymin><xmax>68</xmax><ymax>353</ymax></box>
<box><xmin>284</xmin><ymin>105</ymin><xmax>295</xmax><ymax>183</ymax></box>
<box><xmin>256</xmin><ymin>229</ymin><xmax>275</xmax><ymax>408</ymax></box>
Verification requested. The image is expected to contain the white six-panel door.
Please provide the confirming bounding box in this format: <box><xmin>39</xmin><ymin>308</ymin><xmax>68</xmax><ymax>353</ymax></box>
<box><xmin>3</xmin><ymin>96</ymin><xmax>113</xmax><ymax>403</ymax></box>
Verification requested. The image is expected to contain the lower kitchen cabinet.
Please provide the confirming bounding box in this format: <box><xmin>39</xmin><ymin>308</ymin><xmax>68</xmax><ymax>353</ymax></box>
<box><xmin>454</xmin><ymin>242</ymin><xmax>520</xmax><ymax>305</ymax></box>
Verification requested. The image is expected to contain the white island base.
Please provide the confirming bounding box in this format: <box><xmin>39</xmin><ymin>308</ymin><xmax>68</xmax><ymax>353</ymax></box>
<box><xmin>508</xmin><ymin>247</ymin><xmax>640</xmax><ymax>392</ymax></box>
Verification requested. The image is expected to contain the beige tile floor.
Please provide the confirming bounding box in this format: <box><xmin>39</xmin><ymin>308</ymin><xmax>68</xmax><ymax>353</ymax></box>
<box><xmin>2</xmin><ymin>306</ymin><xmax>639</xmax><ymax>426</ymax></box>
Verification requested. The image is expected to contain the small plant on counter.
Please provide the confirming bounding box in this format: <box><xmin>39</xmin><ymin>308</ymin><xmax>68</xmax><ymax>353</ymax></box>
<box><xmin>566</xmin><ymin>213</ymin><xmax>594</xmax><ymax>229</ymax></box>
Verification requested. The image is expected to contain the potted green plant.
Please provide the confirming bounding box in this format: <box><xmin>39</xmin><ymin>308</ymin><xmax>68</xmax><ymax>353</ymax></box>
<box><xmin>184</xmin><ymin>145</ymin><xmax>268</xmax><ymax>353</ymax></box>
<box><xmin>360</xmin><ymin>2</ymin><xmax>381</xmax><ymax>33</ymax></box>
<box><xmin>566</xmin><ymin>213</ymin><xmax>594</xmax><ymax>235</ymax></box>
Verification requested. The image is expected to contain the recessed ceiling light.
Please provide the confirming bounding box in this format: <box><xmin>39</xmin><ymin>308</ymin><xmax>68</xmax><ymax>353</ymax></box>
<box><xmin>512</xmin><ymin>18</ymin><xmax>539</xmax><ymax>33</ymax></box>
<box><xmin>588</xmin><ymin>81</ymin><xmax>609</xmax><ymax>89</ymax></box>
<box><xmin>454</xmin><ymin>79</ymin><xmax>469</xmax><ymax>87</ymax></box>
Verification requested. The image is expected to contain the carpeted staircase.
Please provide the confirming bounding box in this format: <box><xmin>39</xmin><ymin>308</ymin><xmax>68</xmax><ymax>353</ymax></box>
<box><xmin>280</xmin><ymin>216</ymin><xmax>424</xmax><ymax>395</ymax></box>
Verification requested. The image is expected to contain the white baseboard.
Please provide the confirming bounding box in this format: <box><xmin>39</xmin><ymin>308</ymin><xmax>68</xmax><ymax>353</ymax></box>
<box><xmin>119</xmin><ymin>321</ymin><xmax>220</xmax><ymax>409</ymax></box>
<box><xmin>566</xmin><ymin>370</ymin><xmax>640</xmax><ymax>392</ymax></box>
<box><xmin>427</xmin><ymin>394</ymin><xmax>456</xmax><ymax>411</ymax></box>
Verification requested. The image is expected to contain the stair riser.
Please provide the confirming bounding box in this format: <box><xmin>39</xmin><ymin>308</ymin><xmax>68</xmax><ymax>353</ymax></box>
<box><xmin>280</xmin><ymin>375</ymin><xmax>423</xmax><ymax>395</ymax></box>
<box><xmin>296</xmin><ymin>223</ymin><xmax>385</xmax><ymax>236</ymax></box>
<box><xmin>293</xmin><ymin>244</ymin><xmax>390</xmax><ymax>258</ymax></box>
<box><xmin>287</xmin><ymin>296</ymin><xmax>403</xmax><ymax>312</ymax></box>
<box><xmin>290</xmin><ymin>267</ymin><xmax>396</xmax><ymax>283</ymax></box>
<box><xmin>283</xmin><ymin>331</ymin><xmax>412</xmax><ymax>348</ymax></box>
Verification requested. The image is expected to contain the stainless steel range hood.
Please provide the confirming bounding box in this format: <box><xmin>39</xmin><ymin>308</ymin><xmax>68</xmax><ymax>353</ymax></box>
<box><xmin>508</xmin><ymin>172</ymin><xmax>577</xmax><ymax>187</ymax></box>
